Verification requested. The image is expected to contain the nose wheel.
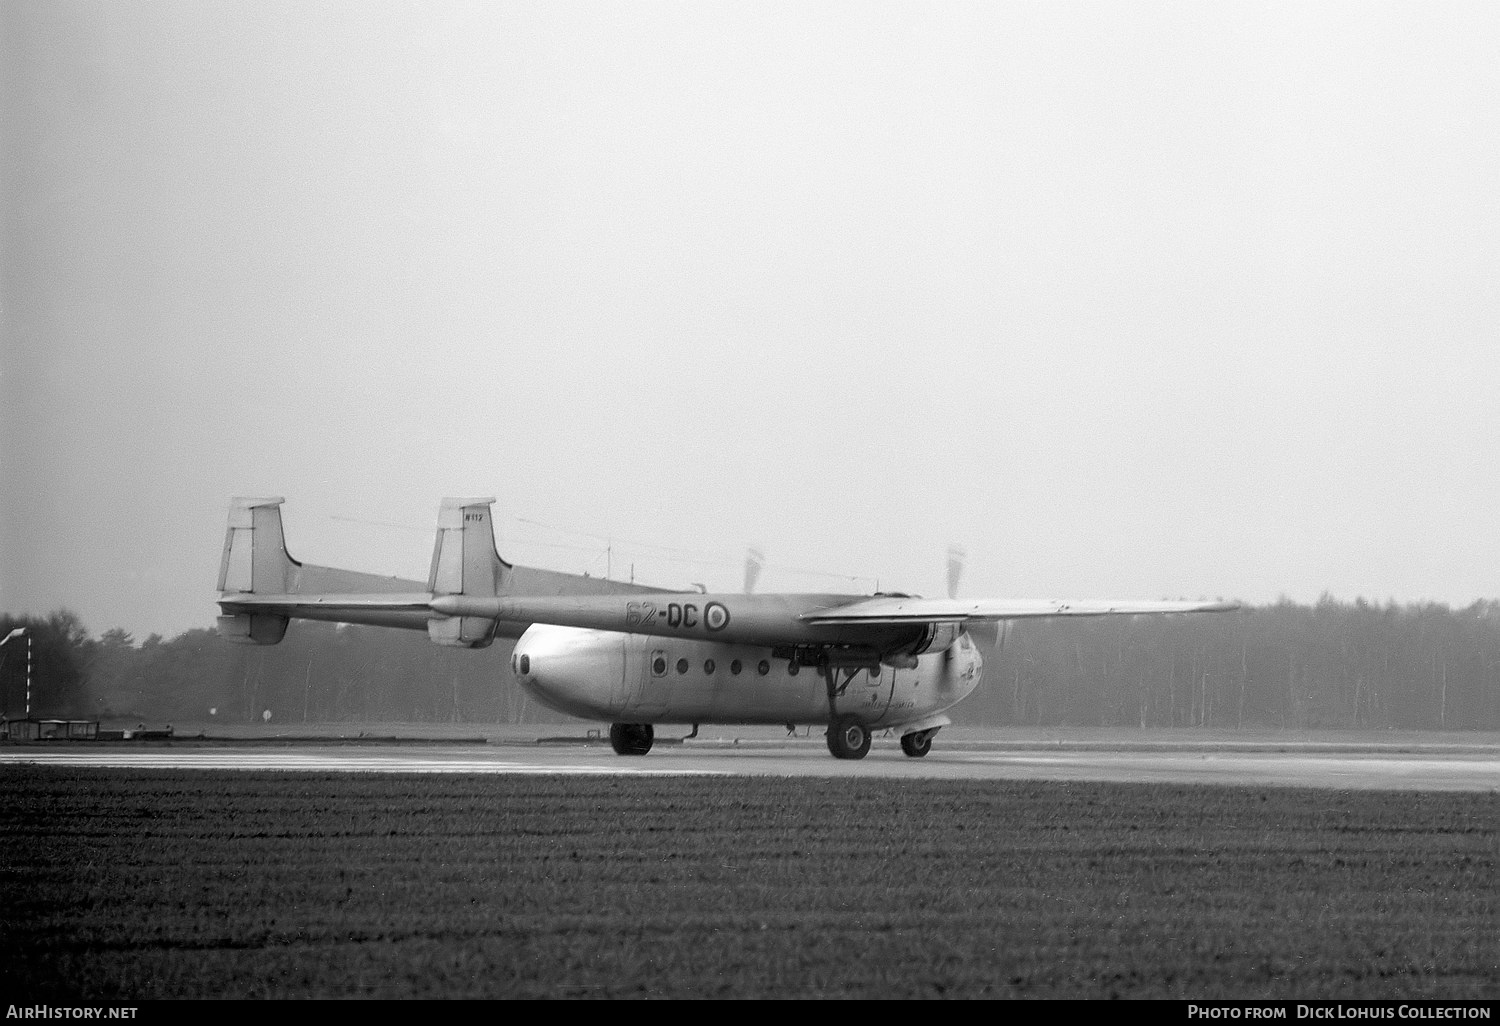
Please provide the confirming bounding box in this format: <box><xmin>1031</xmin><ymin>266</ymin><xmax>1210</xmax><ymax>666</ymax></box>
<box><xmin>609</xmin><ymin>722</ymin><xmax>654</xmax><ymax>756</ymax></box>
<box><xmin>900</xmin><ymin>729</ymin><xmax>935</xmax><ymax>758</ymax></box>
<box><xmin>825</xmin><ymin>716</ymin><xmax>871</xmax><ymax>760</ymax></box>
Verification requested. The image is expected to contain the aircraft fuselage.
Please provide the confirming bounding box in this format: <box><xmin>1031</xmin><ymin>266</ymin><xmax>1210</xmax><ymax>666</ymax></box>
<box><xmin>510</xmin><ymin>623</ymin><xmax>984</xmax><ymax>727</ymax></box>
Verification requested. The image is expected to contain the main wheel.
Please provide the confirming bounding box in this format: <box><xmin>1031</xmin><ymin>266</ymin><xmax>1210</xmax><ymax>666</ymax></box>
<box><xmin>609</xmin><ymin>722</ymin><xmax>654</xmax><ymax>756</ymax></box>
<box><xmin>825</xmin><ymin>716</ymin><xmax>871</xmax><ymax>760</ymax></box>
<box><xmin>900</xmin><ymin>730</ymin><xmax>933</xmax><ymax>758</ymax></box>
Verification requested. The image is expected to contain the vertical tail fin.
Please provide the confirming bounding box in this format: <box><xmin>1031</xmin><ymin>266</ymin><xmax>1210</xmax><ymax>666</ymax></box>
<box><xmin>216</xmin><ymin>497</ymin><xmax>296</xmax><ymax>644</ymax></box>
<box><xmin>218</xmin><ymin>497</ymin><xmax>298</xmax><ymax>593</ymax></box>
<box><xmin>426</xmin><ymin>497</ymin><xmax>506</xmax><ymax>648</ymax></box>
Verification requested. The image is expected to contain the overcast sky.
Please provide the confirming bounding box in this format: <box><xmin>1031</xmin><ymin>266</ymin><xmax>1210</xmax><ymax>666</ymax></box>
<box><xmin>3</xmin><ymin>1</ymin><xmax>1498</xmax><ymax>642</ymax></box>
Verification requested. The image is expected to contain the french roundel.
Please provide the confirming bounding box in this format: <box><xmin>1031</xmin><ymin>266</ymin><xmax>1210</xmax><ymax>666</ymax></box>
<box><xmin>705</xmin><ymin>602</ymin><xmax>730</xmax><ymax>631</ymax></box>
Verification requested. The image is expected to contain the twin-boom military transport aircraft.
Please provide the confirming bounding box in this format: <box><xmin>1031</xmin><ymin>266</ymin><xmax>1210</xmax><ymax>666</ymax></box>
<box><xmin>216</xmin><ymin>497</ymin><xmax>1237</xmax><ymax>759</ymax></box>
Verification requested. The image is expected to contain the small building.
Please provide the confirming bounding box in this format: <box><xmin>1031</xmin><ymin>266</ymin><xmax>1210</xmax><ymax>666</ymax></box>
<box><xmin>1</xmin><ymin>718</ymin><xmax>100</xmax><ymax>741</ymax></box>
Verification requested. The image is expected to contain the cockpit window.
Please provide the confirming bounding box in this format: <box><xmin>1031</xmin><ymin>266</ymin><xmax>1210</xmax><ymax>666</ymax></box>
<box><xmin>519</xmin><ymin>654</ymin><xmax>530</xmax><ymax>675</ymax></box>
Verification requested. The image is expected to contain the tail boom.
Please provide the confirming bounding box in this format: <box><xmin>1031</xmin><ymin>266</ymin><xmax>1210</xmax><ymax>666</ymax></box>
<box><xmin>216</xmin><ymin>496</ymin><xmax>669</xmax><ymax>646</ymax></box>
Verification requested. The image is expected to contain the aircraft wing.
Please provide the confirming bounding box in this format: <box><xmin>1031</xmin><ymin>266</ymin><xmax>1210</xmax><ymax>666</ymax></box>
<box><xmin>800</xmin><ymin>596</ymin><xmax>1239</xmax><ymax>625</ymax></box>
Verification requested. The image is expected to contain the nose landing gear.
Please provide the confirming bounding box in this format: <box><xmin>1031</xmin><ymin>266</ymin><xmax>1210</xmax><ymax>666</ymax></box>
<box><xmin>899</xmin><ymin>728</ymin><xmax>935</xmax><ymax>758</ymax></box>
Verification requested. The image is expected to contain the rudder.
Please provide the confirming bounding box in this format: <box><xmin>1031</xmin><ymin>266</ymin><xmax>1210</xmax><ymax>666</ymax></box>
<box><xmin>426</xmin><ymin>497</ymin><xmax>506</xmax><ymax>648</ymax></box>
<box><xmin>216</xmin><ymin>497</ymin><xmax>296</xmax><ymax>644</ymax></box>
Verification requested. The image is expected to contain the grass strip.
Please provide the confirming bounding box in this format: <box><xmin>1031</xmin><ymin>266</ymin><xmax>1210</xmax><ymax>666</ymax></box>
<box><xmin>1</xmin><ymin>768</ymin><xmax>1495</xmax><ymax>999</ymax></box>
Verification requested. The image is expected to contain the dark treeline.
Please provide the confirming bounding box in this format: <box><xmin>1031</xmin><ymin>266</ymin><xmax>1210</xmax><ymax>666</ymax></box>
<box><xmin>961</xmin><ymin>598</ymin><xmax>1500</xmax><ymax>730</ymax></box>
<box><xmin>0</xmin><ymin>615</ymin><xmax>538</xmax><ymax>728</ymax></box>
<box><xmin>3</xmin><ymin>598</ymin><xmax>1499</xmax><ymax>729</ymax></box>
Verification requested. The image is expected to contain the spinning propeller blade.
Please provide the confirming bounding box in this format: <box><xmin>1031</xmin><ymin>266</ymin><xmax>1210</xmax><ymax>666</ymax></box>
<box><xmin>744</xmin><ymin>547</ymin><xmax>764</xmax><ymax>595</ymax></box>
<box><xmin>946</xmin><ymin>544</ymin><xmax>965</xmax><ymax>600</ymax></box>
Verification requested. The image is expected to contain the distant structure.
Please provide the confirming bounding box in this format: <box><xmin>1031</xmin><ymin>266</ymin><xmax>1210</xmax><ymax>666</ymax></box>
<box><xmin>1</xmin><ymin>627</ymin><xmax>31</xmax><ymax>718</ymax></box>
<box><xmin>2</xmin><ymin>718</ymin><xmax>98</xmax><ymax>741</ymax></box>
<box><xmin>0</xmin><ymin>628</ymin><xmax>100</xmax><ymax>741</ymax></box>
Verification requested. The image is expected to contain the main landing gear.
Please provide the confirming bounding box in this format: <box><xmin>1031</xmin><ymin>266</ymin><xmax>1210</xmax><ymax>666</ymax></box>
<box><xmin>609</xmin><ymin>722</ymin><xmax>653</xmax><ymax>756</ymax></box>
<box><xmin>825</xmin><ymin>716</ymin><xmax>872</xmax><ymax>760</ymax></box>
<box><xmin>814</xmin><ymin>653</ymin><xmax>875</xmax><ymax>760</ymax></box>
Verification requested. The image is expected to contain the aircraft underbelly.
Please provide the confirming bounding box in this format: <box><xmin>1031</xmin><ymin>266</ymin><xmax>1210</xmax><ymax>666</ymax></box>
<box><xmin>700</xmin><ymin>670</ymin><xmax>825</xmax><ymax>723</ymax></box>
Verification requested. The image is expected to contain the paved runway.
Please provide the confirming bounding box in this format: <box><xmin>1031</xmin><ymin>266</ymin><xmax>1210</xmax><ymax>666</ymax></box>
<box><xmin>3</xmin><ymin>734</ymin><xmax>1497</xmax><ymax>790</ymax></box>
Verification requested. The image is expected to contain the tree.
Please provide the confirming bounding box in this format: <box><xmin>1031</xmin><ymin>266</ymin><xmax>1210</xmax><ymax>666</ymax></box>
<box><xmin>0</xmin><ymin>610</ymin><xmax>94</xmax><ymax>718</ymax></box>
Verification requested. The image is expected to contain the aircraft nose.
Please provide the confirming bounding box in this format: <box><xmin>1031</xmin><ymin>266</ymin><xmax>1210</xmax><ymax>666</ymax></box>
<box><xmin>510</xmin><ymin>624</ymin><xmax>619</xmax><ymax>719</ymax></box>
<box><xmin>512</xmin><ymin>624</ymin><xmax>572</xmax><ymax>685</ymax></box>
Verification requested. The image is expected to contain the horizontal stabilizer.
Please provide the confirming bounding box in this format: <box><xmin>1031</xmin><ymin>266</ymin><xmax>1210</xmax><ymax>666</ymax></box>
<box><xmin>216</xmin><ymin>612</ymin><xmax>289</xmax><ymax>646</ymax></box>
<box><xmin>216</xmin><ymin>591</ymin><xmax>440</xmax><ymax>638</ymax></box>
<box><xmin>220</xmin><ymin>593</ymin><xmax>435</xmax><ymax>613</ymax></box>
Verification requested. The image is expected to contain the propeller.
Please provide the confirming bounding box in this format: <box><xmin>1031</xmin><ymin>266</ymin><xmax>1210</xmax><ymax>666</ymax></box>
<box><xmin>941</xmin><ymin>545</ymin><xmax>966</xmax><ymax>665</ymax></box>
<box><xmin>744</xmin><ymin>547</ymin><xmax>764</xmax><ymax>595</ymax></box>
<box><xmin>946</xmin><ymin>543</ymin><xmax>1005</xmax><ymax>652</ymax></box>
<box><xmin>946</xmin><ymin>544</ymin><xmax>965</xmax><ymax>600</ymax></box>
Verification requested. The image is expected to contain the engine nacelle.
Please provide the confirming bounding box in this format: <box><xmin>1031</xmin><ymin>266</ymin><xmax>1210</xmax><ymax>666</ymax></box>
<box><xmin>887</xmin><ymin>621</ymin><xmax>964</xmax><ymax>664</ymax></box>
